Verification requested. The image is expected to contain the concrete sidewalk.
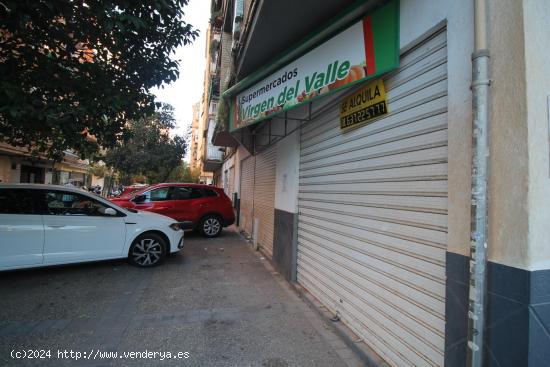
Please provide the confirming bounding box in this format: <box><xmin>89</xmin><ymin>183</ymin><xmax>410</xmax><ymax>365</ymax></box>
<box><xmin>0</xmin><ymin>228</ymin><xmax>366</xmax><ymax>366</ymax></box>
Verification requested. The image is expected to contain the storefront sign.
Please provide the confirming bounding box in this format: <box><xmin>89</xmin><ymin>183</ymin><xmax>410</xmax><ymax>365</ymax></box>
<box><xmin>339</xmin><ymin>78</ymin><xmax>388</xmax><ymax>130</ymax></box>
<box><xmin>230</xmin><ymin>0</ymin><xmax>399</xmax><ymax>132</ymax></box>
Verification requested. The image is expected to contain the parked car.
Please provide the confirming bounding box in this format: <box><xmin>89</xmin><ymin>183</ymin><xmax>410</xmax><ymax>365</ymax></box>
<box><xmin>110</xmin><ymin>183</ymin><xmax>235</xmax><ymax>238</ymax></box>
<box><xmin>119</xmin><ymin>184</ymin><xmax>149</xmax><ymax>198</ymax></box>
<box><xmin>0</xmin><ymin>184</ymin><xmax>189</xmax><ymax>271</ymax></box>
<box><xmin>108</xmin><ymin>184</ymin><xmax>148</xmax><ymax>199</ymax></box>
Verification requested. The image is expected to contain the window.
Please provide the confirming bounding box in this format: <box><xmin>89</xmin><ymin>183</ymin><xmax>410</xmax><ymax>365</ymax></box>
<box><xmin>170</xmin><ymin>187</ymin><xmax>203</xmax><ymax>200</ymax></box>
<box><xmin>45</xmin><ymin>191</ymin><xmax>115</xmax><ymax>216</ymax></box>
<box><xmin>202</xmin><ymin>189</ymin><xmax>218</xmax><ymax>197</ymax></box>
<box><xmin>141</xmin><ymin>187</ymin><xmax>170</xmax><ymax>202</ymax></box>
<box><xmin>0</xmin><ymin>189</ymin><xmax>46</xmax><ymax>214</ymax></box>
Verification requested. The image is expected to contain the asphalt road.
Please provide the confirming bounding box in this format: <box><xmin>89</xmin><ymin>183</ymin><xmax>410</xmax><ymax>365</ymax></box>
<box><xmin>0</xmin><ymin>228</ymin><xmax>364</xmax><ymax>367</ymax></box>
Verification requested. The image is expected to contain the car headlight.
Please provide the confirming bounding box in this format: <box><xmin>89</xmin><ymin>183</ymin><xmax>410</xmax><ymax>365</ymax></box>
<box><xmin>169</xmin><ymin>221</ymin><xmax>194</xmax><ymax>231</ymax></box>
<box><xmin>169</xmin><ymin>223</ymin><xmax>182</xmax><ymax>231</ymax></box>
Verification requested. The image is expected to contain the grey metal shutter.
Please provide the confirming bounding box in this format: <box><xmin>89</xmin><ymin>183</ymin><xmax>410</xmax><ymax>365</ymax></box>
<box><xmin>240</xmin><ymin>156</ymin><xmax>255</xmax><ymax>235</ymax></box>
<box><xmin>253</xmin><ymin>145</ymin><xmax>277</xmax><ymax>257</ymax></box>
<box><xmin>297</xmin><ymin>27</ymin><xmax>448</xmax><ymax>367</ymax></box>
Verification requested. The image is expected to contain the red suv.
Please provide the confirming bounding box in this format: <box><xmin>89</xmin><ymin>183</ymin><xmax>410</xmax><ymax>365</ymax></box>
<box><xmin>110</xmin><ymin>183</ymin><xmax>235</xmax><ymax>237</ymax></box>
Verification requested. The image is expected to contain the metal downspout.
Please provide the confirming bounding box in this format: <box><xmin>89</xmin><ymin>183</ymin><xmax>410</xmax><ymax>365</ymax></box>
<box><xmin>468</xmin><ymin>0</ymin><xmax>491</xmax><ymax>366</ymax></box>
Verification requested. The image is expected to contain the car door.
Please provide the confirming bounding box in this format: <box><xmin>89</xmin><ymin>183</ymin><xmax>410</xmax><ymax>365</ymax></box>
<box><xmin>132</xmin><ymin>186</ymin><xmax>177</xmax><ymax>218</ymax></box>
<box><xmin>0</xmin><ymin>188</ymin><xmax>45</xmax><ymax>269</ymax></box>
<box><xmin>169</xmin><ymin>186</ymin><xmax>208</xmax><ymax>223</ymax></box>
<box><xmin>42</xmin><ymin>190</ymin><xmax>127</xmax><ymax>264</ymax></box>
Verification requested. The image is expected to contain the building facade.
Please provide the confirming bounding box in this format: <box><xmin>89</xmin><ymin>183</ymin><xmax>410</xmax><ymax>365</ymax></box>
<box><xmin>207</xmin><ymin>1</ymin><xmax>550</xmax><ymax>366</ymax></box>
<box><xmin>189</xmin><ymin>102</ymin><xmax>201</xmax><ymax>171</ymax></box>
<box><xmin>0</xmin><ymin>143</ymin><xmax>93</xmax><ymax>187</ymax></box>
<box><xmin>189</xmin><ymin>6</ymin><xmax>228</xmax><ymax>185</ymax></box>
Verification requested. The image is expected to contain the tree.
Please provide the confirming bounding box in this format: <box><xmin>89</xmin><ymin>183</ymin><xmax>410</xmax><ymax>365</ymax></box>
<box><xmin>0</xmin><ymin>0</ymin><xmax>198</xmax><ymax>159</ymax></box>
<box><xmin>88</xmin><ymin>163</ymin><xmax>108</xmax><ymax>178</ymax></box>
<box><xmin>167</xmin><ymin>161</ymin><xmax>200</xmax><ymax>183</ymax></box>
<box><xmin>105</xmin><ymin>105</ymin><xmax>186</xmax><ymax>184</ymax></box>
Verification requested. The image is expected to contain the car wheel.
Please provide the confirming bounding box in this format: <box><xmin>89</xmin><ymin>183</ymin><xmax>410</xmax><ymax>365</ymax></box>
<box><xmin>199</xmin><ymin>215</ymin><xmax>222</xmax><ymax>238</ymax></box>
<box><xmin>128</xmin><ymin>233</ymin><xmax>167</xmax><ymax>267</ymax></box>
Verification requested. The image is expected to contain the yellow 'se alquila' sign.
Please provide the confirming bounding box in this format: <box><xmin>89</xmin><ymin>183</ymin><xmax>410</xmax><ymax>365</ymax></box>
<box><xmin>339</xmin><ymin>78</ymin><xmax>388</xmax><ymax>131</ymax></box>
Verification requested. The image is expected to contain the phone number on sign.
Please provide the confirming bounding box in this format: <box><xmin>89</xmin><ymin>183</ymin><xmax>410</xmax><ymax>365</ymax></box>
<box><xmin>340</xmin><ymin>101</ymin><xmax>388</xmax><ymax>129</ymax></box>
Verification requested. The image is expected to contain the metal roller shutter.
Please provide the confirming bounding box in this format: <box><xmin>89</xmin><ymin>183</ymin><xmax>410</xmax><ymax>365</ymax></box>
<box><xmin>253</xmin><ymin>145</ymin><xmax>277</xmax><ymax>257</ymax></box>
<box><xmin>240</xmin><ymin>156</ymin><xmax>255</xmax><ymax>235</ymax></box>
<box><xmin>297</xmin><ymin>27</ymin><xmax>448</xmax><ymax>367</ymax></box>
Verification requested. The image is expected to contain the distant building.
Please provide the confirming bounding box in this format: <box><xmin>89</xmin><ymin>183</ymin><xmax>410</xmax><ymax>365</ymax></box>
<box><xmin>189</xmin><ymin>102</ymin><xmax>201</xmax><ymax>171</ymax></box>
<box><xmin>192</xmin><ymin>14</ymin><xmax>226</xmax><ymax>185</ymax></box>
<box><xmin>0</xmin><ymin>143</ymin><xmax>92</xmax><ymax>187</ymax></box>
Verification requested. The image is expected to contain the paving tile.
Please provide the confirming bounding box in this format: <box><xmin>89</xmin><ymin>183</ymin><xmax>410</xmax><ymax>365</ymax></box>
<box><xmin>0</xmin><ymin>229</ymin><xmax>360</xmax><ymax>367</ymax></box>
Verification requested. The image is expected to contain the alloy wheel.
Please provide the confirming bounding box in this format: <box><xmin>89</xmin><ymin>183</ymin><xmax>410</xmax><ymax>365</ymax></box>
<box><xmin>131</xmin><ymin>238</ymin><xmax>163</xmax><ymax>266</ymax></box>
<box><xmin>203</xmin><ymin>218</ymin><xmax>221</xmax><ymax>236</ymax></box>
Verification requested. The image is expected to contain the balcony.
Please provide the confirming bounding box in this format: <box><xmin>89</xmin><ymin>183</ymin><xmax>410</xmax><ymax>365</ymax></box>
<box><xmin>209</xmin><ymin>100</ymin><xmax>218</xmax><ymax>116</ymax></box>
<box><xmin>209</xmin><ymin>75</ymin><xmax>220</xmax><ymax>101</ymax></box>
<box><xmin>203</xmin><ymin>121</ymin><xmax>223</xmax><ymax>172</ymax></box>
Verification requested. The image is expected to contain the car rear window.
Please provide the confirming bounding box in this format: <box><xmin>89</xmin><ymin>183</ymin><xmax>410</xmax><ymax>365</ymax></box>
<box><xmin>0</xmin><ymin>189</ymin><xmax>46</xmax><ymax>215</ymax></box>
<box><xmin>170</xmin><ymin>187</ymin><xmax>203</xmax><ymax>200</ymax></box>
<box><xmin>202</xmin><ymin>189</ymin><xmax>218</xmax><ymax>197</ymax></box>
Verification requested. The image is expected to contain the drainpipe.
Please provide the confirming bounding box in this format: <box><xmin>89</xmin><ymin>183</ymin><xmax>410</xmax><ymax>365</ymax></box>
<box><xmin>467</xmin><ymin>0</ymin><xmax>491</xmax><ymax>366</ymax></box>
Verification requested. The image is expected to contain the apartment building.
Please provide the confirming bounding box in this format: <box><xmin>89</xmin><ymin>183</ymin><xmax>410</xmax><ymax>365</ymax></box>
<box><xmin>0</xmin><ymin>143</ymin><xmax>92</xmax><ymax>187</ymax></box>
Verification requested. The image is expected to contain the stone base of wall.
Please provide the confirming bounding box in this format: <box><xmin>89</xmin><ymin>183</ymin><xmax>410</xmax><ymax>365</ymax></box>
<box><xmin>445</xmin><ymin>252</ymin><xmax>550</xmax><ymax>367</ymax></box>
<box><xmin>272</xmin><ymin>209</ymin><xmax>297</xmax><ymax>282</ymax></box>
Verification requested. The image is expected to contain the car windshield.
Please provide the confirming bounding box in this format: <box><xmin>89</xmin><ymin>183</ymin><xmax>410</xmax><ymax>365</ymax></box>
<box><xmin>122</xmin><ymin>187</ymin><xmax>143</xmax><ymax>196</ymax></box>
<box><xmin>93</xmin><ymin>194</ymin><xmax>134</xmax><ymax>214</ymax></box>
<box><xmin>130</xmin><ymin>186</ymin><xmax>151</xmax><ymax>198</ymax></box>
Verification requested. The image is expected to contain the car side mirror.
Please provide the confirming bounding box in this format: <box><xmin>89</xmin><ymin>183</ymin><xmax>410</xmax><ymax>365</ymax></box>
<box><xmin>133</xmin><ymin>194</ymin><xmax>146</xmax><ymax>203</ymax></box>
<box><xmin>104</xmin><ymin>207</ymin><xmax>118</xmax><ymax>216</ymax></box>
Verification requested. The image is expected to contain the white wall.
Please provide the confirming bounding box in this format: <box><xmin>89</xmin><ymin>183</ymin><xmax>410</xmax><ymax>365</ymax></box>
<box><xmin>220</xmin><ymin>153</ymin><xmax>234</xmax><ymax>194</ymax></box>
<box><xmin>10</xmin><ymin>163</ymin><xmax>20</xmax><ymax>183</ymax></box>
<box><xmin>402</xmin><ymin>0</ymin><xmax>474</xmax><ymax>256</ymax></box>
<box><xmin>0</xmin><ymin>156</ymin><xmax>10</xmax><ymax>183</ymax></box>
<box><xmin>44</xmin><ymin>171</ymin><xmax>53</xmax><ymax>185</ymax></box>
<box><xmin>402</xmin><ymin>0</ymin><xmax>550</xmax><ymax>269</ymax></box>
<box><xmin>274</xmin><ymin>130</ymin><xmax>300</xmax><ymax>213</ymax></box>
<box><xmin>234</xmin><ymin>145</ymin><xmax>251</xmax><ymax>196</ymax></box>
<box><xmin>524</xmin><ymin>0</ymin><xmax>550</xmax><ymax>270</ymax></box>
<box><xmin>91</xmin><ymin>175</ymin><xmax>105</xmax><ymax>188</ymax></box>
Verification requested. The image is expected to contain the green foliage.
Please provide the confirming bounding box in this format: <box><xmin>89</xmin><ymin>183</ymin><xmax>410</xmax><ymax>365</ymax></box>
<box><xmin>88</xmin><ymin>164</ymin><xmax>108</xmax><ymax>178</ymax></box>
<box><xmin>214</xmin><ymin>97</ymin><xmax>229</xmax><ymax>136</ymax></box>
<box><xmin>167</xmin><ymin>161</ymin><xmax>200</xmax><ymax>183</ymax></box>
<box><xmin>104</xmin><ymin>105</ymin><xmax>186</xmax><ymax>184</ymax></box>
<box><xmin>210</xmin><ymin>10</ymin><xmax>222</xmax><ymax>25</ymax></box>
<box><xmin>0</xmin><ymin>0</ymin><xmax>198</xmax><ymax>159</ymax></box>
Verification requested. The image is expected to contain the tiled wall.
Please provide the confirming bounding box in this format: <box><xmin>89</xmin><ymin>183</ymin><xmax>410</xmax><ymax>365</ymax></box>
<box><xmin>272</xmin><ymin>209</ymin><xmax>297</xmax><ymax>282</ymax></box>
<box><xmin>445</xmin><ymin>252</ymin><xmax>550</xmax><ymax>367</ymax></box>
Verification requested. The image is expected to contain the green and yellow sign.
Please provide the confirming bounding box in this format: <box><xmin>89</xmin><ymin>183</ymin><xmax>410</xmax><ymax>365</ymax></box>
<box><xmin>339</xmin><ymin>79</ymin><xmax>388</xmax><ymax>130</ymax></box>
<box><xmin>229</xmin><ymin>0</ymin><xmax>399</xmax><ymax>132</ymax></box>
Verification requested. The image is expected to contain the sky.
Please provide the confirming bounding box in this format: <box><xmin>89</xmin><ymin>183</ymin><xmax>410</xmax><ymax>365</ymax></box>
<box><xmin>152</xmin><ymin>0</ymin><xmax>210</xmax><ymax>153</ymax></box>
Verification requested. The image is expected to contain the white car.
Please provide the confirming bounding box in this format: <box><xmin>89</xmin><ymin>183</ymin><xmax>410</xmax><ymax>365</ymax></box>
<box><xmin>0</xmin><ymin>184</ymin><xmax>188</xmax><ymax>270</ymax></box>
